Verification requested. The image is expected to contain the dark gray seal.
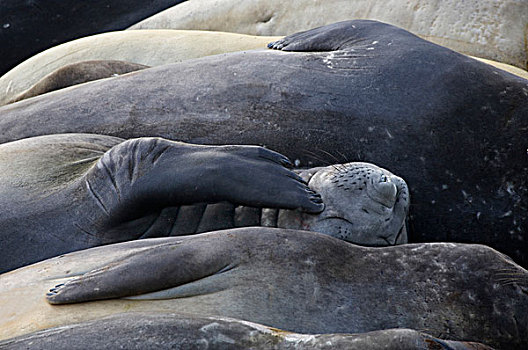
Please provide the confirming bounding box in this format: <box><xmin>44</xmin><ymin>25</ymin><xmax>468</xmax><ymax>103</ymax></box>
<box><xmin>0</xmin><ymin>134</ymin><xmax>323</xmax><ymax>273</ymax></box>
<box><xmin>0</xmin><ymin>20</ymin><xmax>525</xmax><ymax>265</ymax></box>
<box><xmin>0</xmin><ymin>312</ymin><xmax>494</xmax><ymax>350</ymax></box>
<box><xmin>7</xmin><ymin>60</ymin><xmax>148</xmax><ymax>104</ymax></box>
<box><xmin>0</xmin><ymin>133</ymin><xmax>409</xmax><ymax>273</ymax></box>
<box><xmin>0</xmin><ymin>228</ymin><xmax>523</xmax><ymax>348</ymax></box>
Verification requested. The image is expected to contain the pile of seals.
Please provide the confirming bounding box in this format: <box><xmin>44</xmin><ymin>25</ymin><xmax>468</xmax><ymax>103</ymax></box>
<box><xmin>0</xmin><ymin>2</ymin><xmax>527</xmax><ymax>349</ymax></box>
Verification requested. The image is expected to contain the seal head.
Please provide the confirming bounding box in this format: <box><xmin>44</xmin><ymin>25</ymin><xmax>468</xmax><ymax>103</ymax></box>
<box><xmin>279</xmin><ymin>162</ymin><xmax>409</xmax><ymax>246</ymax></box>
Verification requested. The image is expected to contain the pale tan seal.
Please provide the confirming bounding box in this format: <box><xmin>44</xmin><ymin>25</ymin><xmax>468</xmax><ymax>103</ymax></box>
<box><xmin>7</xmin><ymin>60</ymin><xmax>149</xmax><ymax>104</ymax></box>
<box><xmin>0</xmin><ymin>30</ymin><xmax>279</xmax><ymax>106</ymax></box>
<box><xmin>128</xmin><ymin>0</ymin><xmax>528</xmax><ymax>69</ymax></box>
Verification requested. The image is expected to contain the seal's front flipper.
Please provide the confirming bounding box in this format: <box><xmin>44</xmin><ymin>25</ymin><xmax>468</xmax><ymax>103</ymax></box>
<box><xmin>82</xmin><ymin>138</ymin><xmax>323</xmax><ymax>230</ymax></box>
<box><xmin>268</xmin><ymin>20</ymin><xmax>410</xmax><ymax>52</ymax></box>
<box><xmin>46</xmin><ymin>236</ymin><xmax>234</xmax><ymax>304</ymax></box>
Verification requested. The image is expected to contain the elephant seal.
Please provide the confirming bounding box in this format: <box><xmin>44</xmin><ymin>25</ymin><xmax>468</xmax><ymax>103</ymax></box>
<box><xmin>2</xmin><ymin>29</ymin><xmax>524</xmax><ymax>107</ymax></box>
<box><xmin>0</xmin><ymin>312</ymin><xmax>493</xmax><ymax>350</ymax></box>
<box><xmin>7</xmin><ymin>60</ymin><xmax>148</xmax><ymax>104</ymax></box>
<box><xmin>0</xmin><ymin>30</ymin><xmax>278</xmax><ymax>106</ymax></box>
<box><xmin>0</xmin><ymin>133</ymin><xmax>409</xmax><ymax>273</ymax></box>
<box><xmin>0</xmin><ymin>0</ymin><xmax>186</xmax><ymax>75</ymax></box>
<box><xmin>0</xmin><ymin>21</ymin><xmax>525</xmax><ymax>266</ymax></box>
<box><xmin>0</xmin><ymin>228</ymin><xmax>525</xmax><ymax>348</ymax></box>
<box><xmin>278</xmin><ymin>162</ymin><xmax>409</xmax><ymax>246</ymax></box>
<box><xmin>128</xmin><ymin>0</ymin><xmax>528</xmax><ymax>69</ymax></box>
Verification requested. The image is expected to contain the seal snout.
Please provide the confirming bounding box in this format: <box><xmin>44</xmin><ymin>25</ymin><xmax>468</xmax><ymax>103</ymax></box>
<box><xmin>371</xmin><ymin>176</ymin><xmax>398</xmax><ymax>208</ymax></box>
<box><xmin>366</xmin><ymin>173</ymin><xmax>400</xmax><ymax>209</ymax></box>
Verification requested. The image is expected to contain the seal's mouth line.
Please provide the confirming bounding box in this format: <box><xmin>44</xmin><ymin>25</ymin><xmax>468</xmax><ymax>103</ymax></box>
<box><xmin>393</xmin><ymin>225</ymin><xmax>404</xmax><ymax>245</ymax></box>
<box><xmin>381</xmin><ymin>236</ymin><xmax>392</xmax><ymax>245</ymax></box>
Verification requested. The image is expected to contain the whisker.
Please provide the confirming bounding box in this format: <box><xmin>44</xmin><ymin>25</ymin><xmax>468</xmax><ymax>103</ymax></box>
<box><xmin>317</xmin><ymin>148</ymin><xmax>343</xmax><ymax>164</ymax></box>
<box><xmin>335</xmin><ymin>150</ymin><xmax>350</xmax><ymax>163</ymax></box>
<box><xmin>302</xmin><ymin>149</ymin><xmax>333</xmax><ymax>165</ymax></box>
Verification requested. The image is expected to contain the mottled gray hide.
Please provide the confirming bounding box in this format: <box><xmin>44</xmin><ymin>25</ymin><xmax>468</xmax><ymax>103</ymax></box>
<box><xmin>0</xmin><ymin>313</ymin><xmax>494</xmax><ymax>350</ymax></box>
<box><xmin>0</xmin><ymin>20</ymin><xmax>525</xmax><ymax>265</ymax></box>
<box><xmin>33</xmin><ymin>228</ymin><xmax>527</xmax><ymax>349</ymax></box>
<box><xmin>0</xmin><ymin>134</ymin><xmax>323</xmax><ymax>273</ymax></box>
<box><xmin>278</xmin><ymin>163</ymin><xmax>409</xmax><ymax>246</ymax></box>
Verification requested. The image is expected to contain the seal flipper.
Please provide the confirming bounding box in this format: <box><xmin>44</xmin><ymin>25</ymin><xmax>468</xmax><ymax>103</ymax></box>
<box><xmin>268</xmin><ymin>20</ymin><xmax>415</xmax><ymax>52</ymax></box>
<box><xmin>46</xmin><ymin>236</ymin><xmax>234</xmax><ymax>304</ymax></box>
<box><xmin>82</xmin><ymin>137</ymin><xmax>324</xmax><ymax>230</ymax></box>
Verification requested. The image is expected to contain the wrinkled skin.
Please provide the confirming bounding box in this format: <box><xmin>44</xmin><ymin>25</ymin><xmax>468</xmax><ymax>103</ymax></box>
<box><xmin>0</xmin><ymin>228</ymin><xmax>525</xmax><ymax>348</ymax></box>
<box><xmin>0</xmin><ymin>21</ymin><xmax>525</xmax><ymax>265</ymax></box>
<box><xmin>0</xmin><ymin>134</ymin><xmax>410</xmax><ymax>272</ymax></box>
<box><xmin>0</xmin><ymin>134</ymin><xmax>323</xmax><ymax>273</ymax></box>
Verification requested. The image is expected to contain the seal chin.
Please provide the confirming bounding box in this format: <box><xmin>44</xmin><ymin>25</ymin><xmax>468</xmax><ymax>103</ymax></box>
<box><xmin>305</xmin><ymin>216</ymin><xmax>402</xmax><ymax>246</ymax></box>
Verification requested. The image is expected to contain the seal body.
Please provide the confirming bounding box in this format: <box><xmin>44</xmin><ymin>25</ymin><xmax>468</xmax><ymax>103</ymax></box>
<box><xmin>7</xmin><ymin>60</ymin><xmax>148</xmax><ymax>104</ymax></box>
<box><xmin>0</xmin><ymin>227</ymin><xmax>525</xmax><ymax>349</ymax></box>
<box><xmin>0</xmin><ymin>21</ymin><xmax>525</xmax><ymax>265</ymax></box>
<box><xmin>0</xmin><ymin>133</ymin><xmax>409</xmax><ymax>272</ymax></box>
<box><xmin>0</xmin><ymin>134</ymin><xmax>324</xmax><ymax>273</ymax></box>
<box><xmin>0</xmin><ymin>312</ymin><xmax>494</xmax><ymax>350</ymax></box>
<box><xmin>0</xmin><ymin>0</ymin><xmax>186</xmax><ymax>75</ymax></box>
<box><xmin>0</xmin><ymin>30</ymin><xmax>278</xmax><ymax>106</ymax></box>
<box><xmin>128</xmin><ymin>0</ymin><xmax>528</xmax><ymax>69</ymax></box>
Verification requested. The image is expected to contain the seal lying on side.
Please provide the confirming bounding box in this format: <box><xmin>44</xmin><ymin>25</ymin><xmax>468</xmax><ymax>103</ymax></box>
<box><xmin>128</xmin><ymin>0</ymin><xmax>528</xmax><ymax>69</ymax></box>
<box><xmin>7</xmin><ymin>60</ymin><xmax>148</xmax><ymax>104</ymax></box>
<box><xmin>0</xmin><ymin>0</ymin><xmax>186</xmax><ymax>75</ymax></box>
<box><xmin>0</xmin><ymin>134</ymin><xmax>321</xmax><ymax>272</ymax></box>
<box><xmin>0</xmin><ymin>30</ymin><xmax>278</xmax><ymax>106</ymax></box>
<box><xmin>0</xmin><ymin>312</ymin><xmax>493</xmax><ymax>350</ymax></box>
<box><xmin>277</xmin><ymin>162</ymin><xmax>409</xmax><ymax>246</ymax></box>
<box><xmin>2</xmin><ymin>29</ymin><xmax>524</xmax><ymax>107</ymax></box>
<box><xmin>0</xmin><ymin>133</ymin><xmax>408</xmax><ymax>273</ymax></box>
<box><xmin>0</xmin><ymin>228</ymin><xmax>525</xmax><ymax>349</ymax></box>
<box><xmin>0</xmin><ymin>21</ymin><xmax>525</xmax><ymax>265</ymax></box>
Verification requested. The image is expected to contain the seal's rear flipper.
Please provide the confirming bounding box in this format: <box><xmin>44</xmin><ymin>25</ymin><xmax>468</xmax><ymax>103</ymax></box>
<box><xmin>267</xmin><ymin>20</ymin><xmax>417</xmax><ymax>52</ymax></box>
<box><xmin>46</xmin><ymin>236</ymin><xmax>235</xmax><ymax>305</ymax></box>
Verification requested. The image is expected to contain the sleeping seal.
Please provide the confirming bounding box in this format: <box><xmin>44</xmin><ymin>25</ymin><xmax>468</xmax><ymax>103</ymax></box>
<box><xmin>0</xmin><ymin>312</ymin><xmax>494</xmax><ymax>349</ymax></box>
<box><xmin>0</xmin><ymin>20</ymin><xmax>526</xmax><ymax>265</ymax></box>
<box><xmin>0</xmin><ymin>0</ymin><xmax>186</xmax><ymax>75</ymax></box>
<box><xmin>7</xmin><ymin>60</ymin><xmax>148</xmax><ymax>104</ymax></box>
<box><xmin>0</xmin><ymin>227</ymin><xmax>525</xmax><ymax>349</ymax></box>
<box><xmin>128</xmin><ymin>0</ymin><xmax>528</xmax><ymax>69</ymax></box>
<box><xmin>0</xmin><ymin>30</ymin><xmax>278</xmax><ymax>106</ymax></box>
<box><xmin>0</xmin><ymin>133</ymin><xmax>408</xmax><ymax>273</ymax></box>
